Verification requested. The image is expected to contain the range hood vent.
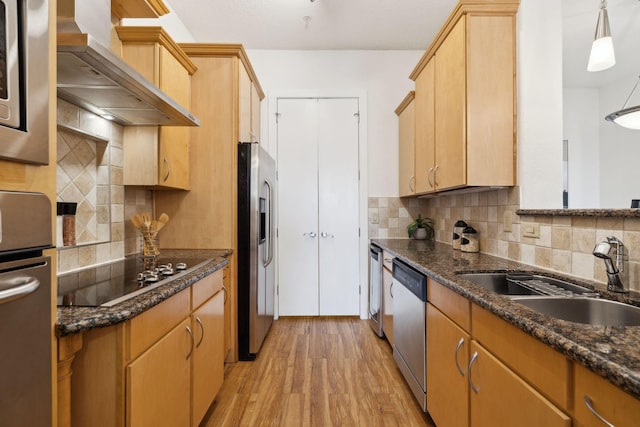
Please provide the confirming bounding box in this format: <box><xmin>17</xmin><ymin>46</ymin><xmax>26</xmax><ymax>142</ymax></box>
<box><xmin>57</xmin><ymin>34</ymin><xmax>199</xmax><ymax>127</ymax></box>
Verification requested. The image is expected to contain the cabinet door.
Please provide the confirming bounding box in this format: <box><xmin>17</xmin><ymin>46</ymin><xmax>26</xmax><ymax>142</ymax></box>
<box><xmin>192</xmin><ymin>290</ymin><xmax>225</xmax><ymax>426</ymax></box>
<box><xmin>251</xmin><ymin>83</ymin><xmax>261</xmax><ymax>142</ymax></box>
<box><xmin>426</xmin><ymin>304</ymin><xmax>470</xmax><ymax>427</ymax></box>
<box><xmin>435</xmin><ymin>17</ymin><xmax>466</xmax><ymax>191</ymax></box>
<box><xmin>158</xmin><ymin>126</ymin><xmax>190</xmax><ymax>189</ymax></box>
<box><xmin>382</xmin><ymin>265</ymin><xmax>394</xmax><ymax>345</ymax></box>
<box><xmin>127</xmin><ymin>318</ymin><xmax>191</xmax><ymax>427</ymax></box>
<box><xmin>573</xmin><ymin>362</ymin><xmax>640</xmax><ymax>427</ymax></box>
<box><xmin>468</xmin><ymin>342</ymin><xmax>571</xmax><ymax>427</ymax></box>
<box><xmin>398</xmin><ymin>96</ymin><xmax>415</xmax><ymax>197</ymax></box>
<box><xmin>414</xmin><ymin>58</ymin><xmax>436</xmax><ymax>194</ymax></box>
<box><xmin>239</xmin><ymin>64</ymin><xmax>252</xmax><ymax>142</ymax></box>
<box><xmin>223</xmin><ymin>265</ymin><xmax>231</xmax><ymax>359</ymax></box>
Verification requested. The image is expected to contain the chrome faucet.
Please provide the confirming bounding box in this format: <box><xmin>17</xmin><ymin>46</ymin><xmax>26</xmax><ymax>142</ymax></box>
<box><xmin>593</xmin><ymin>236</ymin><xmax>629</xmax><ymax>293</ymax></box>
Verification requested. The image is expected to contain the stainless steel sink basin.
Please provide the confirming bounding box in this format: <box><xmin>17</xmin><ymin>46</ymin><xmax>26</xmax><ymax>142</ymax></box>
<box><xmin>457</xmin><ymin>272</ymin><xmax>597</xmax><ymax>297</ymax></box>
<box><xmin>511</xmin><ymin>297</ymin><xmax>640</xmax><ymax>326</ymax></box>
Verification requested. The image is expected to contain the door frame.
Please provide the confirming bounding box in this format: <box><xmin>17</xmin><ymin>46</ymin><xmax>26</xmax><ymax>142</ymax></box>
<box><xmin>266</xmin><ymin>90</ymin><xmax>369</xmax><ymax>319</ymax></box>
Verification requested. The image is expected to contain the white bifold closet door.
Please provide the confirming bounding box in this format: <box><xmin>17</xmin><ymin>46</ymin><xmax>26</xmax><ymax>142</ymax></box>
<box><xmin>277</xmin><ymin>97</ymin><xmax>360</xmax><ymax>316</ymax></box>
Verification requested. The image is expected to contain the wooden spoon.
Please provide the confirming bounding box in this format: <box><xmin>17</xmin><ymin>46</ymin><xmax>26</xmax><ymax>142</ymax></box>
<box><xmin>157</xmin><ymin>213</ymin><xmax>169</xmax><ymax>231</ymax></box>
<box><xmin>130</xmin><ymin>214</ymin><xmax>143</xmax><ymax>229</ymax></box>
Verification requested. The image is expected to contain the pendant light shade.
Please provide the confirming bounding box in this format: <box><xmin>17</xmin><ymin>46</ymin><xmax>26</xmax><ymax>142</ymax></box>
<box><xmin>587</xmin><ymin>0</ymin><xmax>616</xmax><ymax>72</ymax></box>
<box><xmin>605</xmin><ymin>76</ymin><xmax>640</xmax><ymax>130</ymax></box>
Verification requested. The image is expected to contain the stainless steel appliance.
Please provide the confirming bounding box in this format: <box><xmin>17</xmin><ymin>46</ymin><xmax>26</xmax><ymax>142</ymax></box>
<box><xmin>368</xmin><ymin>242</ymin><xmax>383</xmax><ymax>336</ymax></box>
<box><xmin>238</xmin><ymin>142</ymin><xmax>276</xmax><ymax>360</ymax></box>
<box><xmin>392</xmin><ymin>258</ymin><xmax>428</xmax><ymax>411</ymax></box>
<box><xmin>0</xmin><ymin>0</ymin><xmax>49</xmax><ymax>164</ymax></box>
<box><xmin>0</xmin><ymin>191</ymin><xmax>53</xmax><ymax>426</ymax></box>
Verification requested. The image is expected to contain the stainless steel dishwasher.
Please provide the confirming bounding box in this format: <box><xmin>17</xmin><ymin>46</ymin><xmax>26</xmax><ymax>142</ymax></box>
<box><xmin>392</xmin><ymin>258</ymin><xmax>427</xmax><ymax>411</ymax></box>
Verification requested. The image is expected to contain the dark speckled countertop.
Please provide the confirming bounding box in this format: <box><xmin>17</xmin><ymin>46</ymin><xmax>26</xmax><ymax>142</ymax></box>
<box><xmin>373</xmin><ymin>238</ymin><xmax>640</xmax><ymax>399</ymax></box>
<box><xmin>56</xmin><ymin>249</ymin><xmax>231</xmax><ymax>337</ymax></box>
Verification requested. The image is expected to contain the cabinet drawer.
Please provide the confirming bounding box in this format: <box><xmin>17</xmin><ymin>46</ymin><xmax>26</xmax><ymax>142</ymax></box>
<box><xmin>471</xmin><ymin>304</ymin><xmax>571</xmax><ymax>410</ymax></box>
<box><xmin>382</xmin><ymin>250</ymin><xmax>394</xmax><ymax>271</ymax></box>
<box><xmin>573</xmin><ymin>363</ymin><xmax>640</xmax><ymax>427</ymax></box>
<box><xmin>192</xmin><ymin>269</ymin><xmax>224</xmax><ymax>310</ymax></box>
<box><xmin>428</xmin><ymin>278</ymin><xmax>470</xmax><ymax>332</ymax></box>
<box><xmin>127</xmin><ymin>289</ymin><xmax>190</xmax><ymax>360</ymax></box>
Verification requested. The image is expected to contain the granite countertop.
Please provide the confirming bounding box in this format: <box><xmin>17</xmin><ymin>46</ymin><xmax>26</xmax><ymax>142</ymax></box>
<box><xmin>372</xmin><ymin>238</ymin><xmax>640</xmax><ymax>399</ymax></box>
<box><xmin>56</xmin><ymin>249</ymin><xmax>232</xmax><ymax>337</ymax></box>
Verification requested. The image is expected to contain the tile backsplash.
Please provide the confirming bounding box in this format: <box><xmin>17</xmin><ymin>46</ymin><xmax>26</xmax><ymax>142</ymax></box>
<box><xmin>369</xmin><ymin>187</ymin><xmax>640</xmax><ymax>292</ymax></box>
<box><xmin>56</xmin><ymin>100</ymin><xmax>153</xmax><ymax>274</ymax></box>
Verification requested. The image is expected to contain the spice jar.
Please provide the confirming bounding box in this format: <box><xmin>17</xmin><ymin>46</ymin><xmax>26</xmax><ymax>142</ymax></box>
<box><xmin>461</xmin><ymin>226</ymin><xmax>479</xmax><ymax>253</ymax></box>
<box><xmin>58</xmin><ymin>202</ymin><xmax>77</xmax><ymax>246</ymax></box>
<box><xmin>452</xmin><ymin>220</ymin><xmax>467</xmax><ymax>250</ymax></box>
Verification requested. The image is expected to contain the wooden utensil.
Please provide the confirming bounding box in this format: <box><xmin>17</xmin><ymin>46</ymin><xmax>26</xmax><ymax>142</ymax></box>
<box><xmin>157</xmin><ymin>213</ymin><xmax>169</xmax><ymax>231</ymax></box>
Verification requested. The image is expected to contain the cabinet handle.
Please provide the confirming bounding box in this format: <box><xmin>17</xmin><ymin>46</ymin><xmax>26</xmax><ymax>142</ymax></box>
<box><xmin>409</xmin><ymin>175</ymin><xmax>415</xmax><ymax>192</ymax></box>
<box><xmin>303</xmin><ymin>232</ymin><xmax>317</xmax><ymax>238</ymax></box>
<box><xmin>163</xmin><ymin>158</ymin><xmax>171</xmax><ymax>182</ymax></box>
<box><xmin>468</xmin><ymin>351</ymin><xmax>479</xmax><ymax>394</ymax></box>
<box><xmin>390</xmin><ymin>281</ymin><xmax>394</xmax><ymax>298</ymax></box>
<box><xmin>222</xmin><ymin>285</ymin><xmax>228</xmax><ymax>304</ymax></box>
<box><xmin>321</xmin><ymin>232</ymin><xmax>334</xmax><ymax>238</ymax></box>
<box><xmin>195</xmin><ymin>316</ymin><xmax>205</xmax><ymax>348</ymax></box>
<box><xmin>427</xmin><ymin>167</ymin><xmax>434</xmax><ymax>188</ymax></box>
<box><xmin>584</xmin><ymin>395</ymin><xmax>615</xmax><ymax>427</ymax></box>
<box><xmin>454</xmin><ymin>337</ymin><xmax>465</xmax><ymax>377</ymax></box>
<box><xmin>433</xmin><ymin>164</ymin><xmax>439</xmax><ymax>187</ymax></box>
<box><xmin>185</xmin><ymin>326</ymin><xmax>195</xmax><ymax>360</ymax></box>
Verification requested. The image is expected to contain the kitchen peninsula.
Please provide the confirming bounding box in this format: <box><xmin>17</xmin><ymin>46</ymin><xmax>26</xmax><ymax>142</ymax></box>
<box><xmin>374</xmin><ymin>238</ymin><xmax>640</xmax><ymax>426</ymax></box>
<box><xmin>56</xmin><ymin>249</ymin><xmax>230</xmax><ymax>427</ymax></box>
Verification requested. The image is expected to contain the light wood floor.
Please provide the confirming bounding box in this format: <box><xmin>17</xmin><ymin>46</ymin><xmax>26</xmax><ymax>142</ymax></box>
<box><xmin>201</xmin><ymin>317</ymin><xmax>435</xmax><ymax>426</ymax></box>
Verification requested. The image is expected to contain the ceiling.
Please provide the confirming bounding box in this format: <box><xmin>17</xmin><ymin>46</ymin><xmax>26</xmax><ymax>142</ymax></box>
<box><xmin>163</xmin><ymin>0</ymin><xmax>639</xmax><ymax>89</ymax></box>
<box><xmin>166</xmin><ymin>0</ymin><xmax>458</xmax><ymax>50</ymax></box>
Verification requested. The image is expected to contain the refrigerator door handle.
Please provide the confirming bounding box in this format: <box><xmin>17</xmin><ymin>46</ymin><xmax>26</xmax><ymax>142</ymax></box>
<box><xmin>263</xmin><ymin>178</ymin><xmax>274</xmax><ymax>268</ymax></box>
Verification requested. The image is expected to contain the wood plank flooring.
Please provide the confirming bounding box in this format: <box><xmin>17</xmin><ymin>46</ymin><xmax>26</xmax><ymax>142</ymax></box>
<box><xmin>201</xmin><ymin>317</ymin><xmax>435</xmax><ymax>426</ymax></box>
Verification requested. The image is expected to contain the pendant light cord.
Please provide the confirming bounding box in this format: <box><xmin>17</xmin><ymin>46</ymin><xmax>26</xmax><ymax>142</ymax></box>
<box><xmin>621</xmin><ymin>76</ymin><xmax>640</xmax><ymax>109</ymax></box>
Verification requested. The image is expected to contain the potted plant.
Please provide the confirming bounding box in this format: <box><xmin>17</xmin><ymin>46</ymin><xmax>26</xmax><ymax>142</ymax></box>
<box><xmin>407</xmin><ymin>214</ymin><xmax>434</xmax><ymax>240</ymax></box>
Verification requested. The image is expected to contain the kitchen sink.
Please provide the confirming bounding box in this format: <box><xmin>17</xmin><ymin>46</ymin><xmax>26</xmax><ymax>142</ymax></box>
<box><xmin>457</xmin><ymin>272</ymin><xmax>597</xmax><ymax>297</ymax></box>
<box><xmin>511</xmin><ymin>297</ymin><xmax>640</xmax><ymax>326</ymax></box>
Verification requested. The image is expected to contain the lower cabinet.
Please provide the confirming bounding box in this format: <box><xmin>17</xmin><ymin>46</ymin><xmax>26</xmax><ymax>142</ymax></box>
<box><xmin>426</xmin><ymin>278</ymin><xmax>571</xmax><ymax>427</ymax></box>
<box><xmin>127</xmin><ymin>318</ymin><xmax>192</xmax><ymax>426</ymax></box>
<box><xmin>382</xmin><ymin>262</ymin><xmax>394</xmax><ymax>345</ymax></box>
<box><xmin>573</xmin><ymin>362</ymin><xmax>640</xmax><ymax>427</ymax></box>
<box><xmin>192</xmin><ymin>289</ymin><xmax>224</xmax><ymax>426</ymax></box>
<box><xmin>66</xmin><ymin>270</ymin><xmax>225</xmax><ymax>427</ymax></box>
<box><xmin>426</xmin><ymin>304</ymin><xmax>470</xmax><ymax>426</ymax></box>
<box><xmin>468</xmin><ymin>342</ymin><xmax>571</xmax><ymax>427</ymax></box>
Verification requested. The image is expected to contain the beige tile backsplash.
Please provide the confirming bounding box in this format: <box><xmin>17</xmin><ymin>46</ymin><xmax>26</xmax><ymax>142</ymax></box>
<box><xmin>369</xmin><ymin>187</ymin><xmax>640</xmax><ymax>292</ymax></box>
<box><xmin>56</xmin><ymin>99</ymin><xmax>153</xmax><ymax>274</ymax></box>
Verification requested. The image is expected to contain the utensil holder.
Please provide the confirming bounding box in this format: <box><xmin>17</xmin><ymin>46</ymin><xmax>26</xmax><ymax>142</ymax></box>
<box><xmin>140</xmin><ymin>229</ymin><xmax>159</xmax><ymax>270</ymax></box>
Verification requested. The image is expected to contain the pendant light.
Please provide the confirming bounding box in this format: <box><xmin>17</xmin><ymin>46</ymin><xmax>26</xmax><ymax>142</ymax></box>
<box><xmin>587</xmin><ymin>0</ymin><xmax>616</xmax><ymax>72</ymax></box>
<box><xmin>605</xmin><ymin>76</ymin><xmax>640</xmax><ymax>129</ymax></box>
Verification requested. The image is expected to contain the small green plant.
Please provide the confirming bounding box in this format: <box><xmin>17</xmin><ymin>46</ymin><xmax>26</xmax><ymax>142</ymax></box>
<box><xmin>407</xmin><ymin>214</ymin><xmax>434</xmax><ymax>238</ymax></box>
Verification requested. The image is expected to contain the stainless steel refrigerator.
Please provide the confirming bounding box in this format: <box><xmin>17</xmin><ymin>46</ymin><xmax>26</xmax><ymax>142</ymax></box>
<box><xmin>237</xmin><ymin>142</ymin><xmax>276</xmax><ymax>360</ymax></box>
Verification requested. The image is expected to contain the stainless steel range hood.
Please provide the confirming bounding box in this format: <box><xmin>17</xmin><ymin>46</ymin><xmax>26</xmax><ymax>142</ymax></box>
<box><xmin>56</xmin><ymin>0</ymin><xmax>199</xmax><ymax>127</ymax></box>
<box><xmin>57</xmin><ymin>35</ymin><xmax>199</xmax><ymax>127</ymax></box>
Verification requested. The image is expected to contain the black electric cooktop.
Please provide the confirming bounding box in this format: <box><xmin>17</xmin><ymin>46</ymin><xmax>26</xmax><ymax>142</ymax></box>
<box><xmin>57</xmin><ymin>256</ymin><xmax>210</xmax><ymax>307</ymax></box>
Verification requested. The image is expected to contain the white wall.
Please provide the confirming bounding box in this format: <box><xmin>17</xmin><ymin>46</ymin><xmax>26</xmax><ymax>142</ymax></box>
<box><xmin>122</xmin><ymin>2</ymin><xmax>196</xmax><ymax>42</ymax></box>
<box><xmin>517</xmin><ymin>0</ymin><xmax>565</xmax><ymax>209</ymax></box>
<box><xmin>599</xmin><ymin>75</ymin><xmax>640</xmax><ymax>208</ymax></box>
<box><xmin>245</xmin><ymin>49</ymin><xmax>422</xmax><ymax>197</ymax></box>
<box><xmin>563</xmin><ymin>88</ymin><xmax>600</xmax><ymax>208</ymax></box>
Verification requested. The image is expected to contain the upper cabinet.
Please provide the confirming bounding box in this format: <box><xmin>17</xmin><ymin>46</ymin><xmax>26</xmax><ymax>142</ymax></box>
<box><xmin>116</xmin><ymin>27</ymin><xmax>197</xmax><ymax>190</ymax></box>
<box><xmin>409</xmin><ymin>0</ymin><xmax>519</xmax><ymax>195</ymax></box>
<box><xmin>112</xmin><ymin>0</ymin><xmax>170</xmax><ymax>19</ymax></box>
<box><xmin>396</xmin><ymin>92</ymin><xmax>416</xmax><ymax>197</ymax></box>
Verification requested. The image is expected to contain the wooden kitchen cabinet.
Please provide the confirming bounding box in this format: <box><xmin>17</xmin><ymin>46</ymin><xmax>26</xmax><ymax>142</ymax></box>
<box><xmin>573</xmin><ymin>362</ymin><xmax>640</xmax><ymax>427</ymax></box>
<box><xmin>396</xmin><ymin>92</ymin><xmax>416</xmax><ymax>197</ymax></box>
<box><xmin>66</xmin><ymin>270</ymin><xmax>226</xmax><ymax>427</ymax></box>
<box><xmin>116</xmin><ymin>26</ymin><xmax>197</xmax><ymax>190</ymax></box>
<box><xmin>426</xmin><ymin>278</ymin><xmax>570</xmax><ymax>427</ymax></box>
<box><xmin>409</xmin><ymin>2</ymin><xmax>517</xmax><ymax>194</ymax></box>
<box><xmin>468</xmin><ymin>342</ymin><xmax>571</xmax><ymax>427</ymax></box>
<box><xmin>127</xmin><ymin>317</ymin><xmax>191</xmax><ymax>427</ymax></box>
<box><xmin>239</xmin><ymin>64</ymin><xmax>261</xmax><ymax>142</ymax></box>
<box><xmin>426</xmin><ymin>304</ymin><xmax>470</xmax><ymax>426</ymax></box>
<box><xmin>191</xmin><ymin>286</ymin><xmax>225</xmax><ymax>426</ymax></box>
<box><xmin>223</xmin><ymin>265</ymin><xmax>232</xmax><ymax>358</ymax></box>
<box><xmin>414</xmin><ymin>59</ymin><xmax>436</xmax><ymax>194</ymax></box>
<box><xmin>154</xmin><ymin>44</ymin><xmax>264</xmax><ymax>361</ymax></box>
<box><xmin>382</xmin><ymin>255</ymin><xmax>394</xmax><ymax>345</ymax></box>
